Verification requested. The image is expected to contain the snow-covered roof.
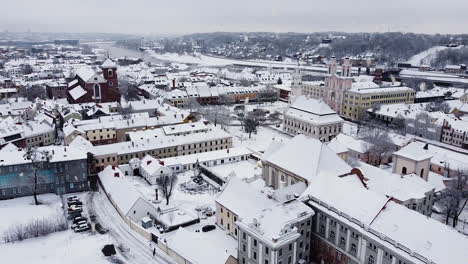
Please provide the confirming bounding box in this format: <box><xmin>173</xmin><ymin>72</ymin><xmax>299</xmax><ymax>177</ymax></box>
<box><xmin>394</xmin><ymin>142</ymin><xmax>433</xmax><ymax>161</ymax></box>
<box><xmin>169</xmin><ymin>228</ymin><xmax>235</xmax><ymax>264</ymax></box>
<box><xmin>328</xmin><ymin>133</ymin><xmax>372</xmax><ymax>154</ymax></box>
<box><xmin>356</xmin><ymin>161</ymin><xmax>434</xmax><ymax>202</ymax></box>
<box><xmin>98</xmin><ymin>165</ymin><xmax>140</xmax><ymax>215</ymax></box>
<box><xmin>101</xmin><ymin>58</ymin><xmax>117</xmax><ymax>68</ymax></box>
<box><xmin>161</xmin><ymin>147</ymin><xmax>252</xmax><ymax>168</ymax></box>
<box><xmin>68</xmin><ymin>85</ymin><xmax>87</xmax><ymax>100</ymax></box>
<box><xmin>216</xmin><ymin>177</ymin><xmax>276</xmax><ymax>219</ymax></box>
<box><xmin>162</xmin><ymin>122</ymin><xmax>208</xmax><ymax>136</ymax></box>
<box><xmin>140</xmin><ymin>155</ymin><xmax>166</xmax><ymax>175</ymax></box>
<box><xmin>263</xmin><ymin>135</ymin><xmax>351</xmax><ymax>183</ymax></box>
<box><xmin>74</xmin><ymin>67</ymin><xmax>95</xmax><ymax>82</ymax></box>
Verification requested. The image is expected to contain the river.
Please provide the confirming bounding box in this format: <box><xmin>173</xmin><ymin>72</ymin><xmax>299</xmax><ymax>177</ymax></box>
<box><xmin>95</xmin><ymin>43</ymin><xmax>164</xmax><ymax>64</ymax></box>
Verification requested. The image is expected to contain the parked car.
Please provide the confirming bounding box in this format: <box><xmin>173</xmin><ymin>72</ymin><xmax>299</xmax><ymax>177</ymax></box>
<box><xmin>72</xmin><ymin>216</ymin><xmax>87</xmax><ymax>224</ymax></box>
<box><xmin>74</xmin><ymin>223</ymin><xmax>90</xmax><ymax>232</ymax></box>
<box><xmin>68</xmin><ymin>204</ymin><xmax>82</xmax><ymax>211</ymax></box>
<box><xmin>68</xmin><ymin>200</ymin><xmax>83</xmax><ymax>207</ymax></box>
<box><xmin>68</xmin><ymin>211</ymin><xmax>82</xmax><ymax>219</ymax></box>
<box><xmin>71</xmin><ymin>220</ymin><xmax>88</xmax><ymax>229</ymax></box>
<box><xmin>202</xmin><ymin>225</ymin><xmax>216</xmax><ymax>232</ymax></box>
<box><xmin>67</xmin><ymin>196</ymin><xmax>78</xmax><ymax>201</ymax></box>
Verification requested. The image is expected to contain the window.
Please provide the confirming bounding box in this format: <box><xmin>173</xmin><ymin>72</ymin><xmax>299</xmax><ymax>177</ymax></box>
<box><xmin>351</xmin><ymin>244</ymin><xmax>357</xmax><ymax>254</ymax></box>
<box><xmin>243</xmin><ymin>232</ymin><xmax>246</xmax><ymax>240</ymax></box>
<box><xmin>93</xmin><ymin>84</ymin><xmax>101</xmax><ymax>98</ymax></box>
<box><xmin>279</xmin><ymin>249</ymin><xmax>282</xmax><ymax>256</ymax></box>
<box><xmin>368</xmin><ymin>255</ymin><xmax>375</xmax><ymax>264</ymax></box>
<box><xmin>254</xmin><ymin>239</ymin><xmax>257</xmax><ymax>247</ymax></box>
<box><xmin>108</xmin><ymin>69</ymin><xmax>113</xmax><ymax>77</ymax></box>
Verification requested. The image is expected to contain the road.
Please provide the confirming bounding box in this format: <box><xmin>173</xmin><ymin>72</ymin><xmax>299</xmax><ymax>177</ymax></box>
<box><xmin>88</xmin><ymin>189</ymin><xmax>174</xmax><ymax>264</ymax></box>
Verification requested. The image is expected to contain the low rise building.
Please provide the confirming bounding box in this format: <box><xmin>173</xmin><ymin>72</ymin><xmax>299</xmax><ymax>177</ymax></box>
<box><xmin>0</xmin><ymin>145</ymin><xmax>88</xmax><ymax>200</ymax></box>
<box><xmin>283</xmin><ymin>96</ymin><xmax>343</xmax><ymax>142</ymax></box>
<box><xmin>342</xmin><ymin>85</ymin><xmax>415</xmax><ymax>120</ymax></box>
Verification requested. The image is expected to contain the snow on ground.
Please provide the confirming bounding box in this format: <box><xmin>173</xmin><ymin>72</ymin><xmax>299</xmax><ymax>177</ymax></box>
<box><xmin>207</xmin><ymin>159</ymin><xmax>262</xmax><ymax>181</ymax></box>
<box><xmin>0</xmin><ymin>230</ymin><xmax>115</xmax><ymax>264</ymax></box>
<box><xmin>406</xmin><ymin>46</ymin><xmax>449</xmax><ymax>66</ymax></box>
<box><xmin>0</xmin><ymin>194</ymin><xmax>63</xmax><ymax>234</ymax></box>
<box><xmin>225</xmin><ymin>125</ymin><xmax>291</xmax><ymax>153</ymax></box>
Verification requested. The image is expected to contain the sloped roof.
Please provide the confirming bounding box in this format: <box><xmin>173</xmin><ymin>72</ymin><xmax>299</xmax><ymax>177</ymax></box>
<box><xmin>75</xmin><ymin>67</ymin><xmax>95</xmax><ymax>82</ymax></box>
<box><xmin>101</xmin><ymin>58</ymin><xmax>117</xmax><ymax>68</ymax></box>
<box><xmin>68</xmin><ymin>85</ymin><xmax>87</xmax><ymax>100</ymax></box>
<box><xmin>263</xmin><ymin>135</ymin><xmax>351</xmax><ymax>182</ymax></box>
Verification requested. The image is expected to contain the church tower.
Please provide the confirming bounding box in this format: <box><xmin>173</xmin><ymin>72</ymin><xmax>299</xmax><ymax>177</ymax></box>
<box><xmin>290</xmin><ymin>67</ymin><xmax>303</xmax><ymax>103</ymax></box>
<box><xmin>323</xmin><ymin>56</ymin><xmax>353</xmax><ymax>115</ymax></box>
<box><xmin>100</xmin><ymin>58</ymin><xmax>120</xmax><ymax>102</ymax></box>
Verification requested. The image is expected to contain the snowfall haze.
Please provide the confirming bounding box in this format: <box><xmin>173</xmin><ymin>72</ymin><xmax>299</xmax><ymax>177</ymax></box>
<box><xmin>1</xmin><ymin>0</ymin><xmax>468</xmax><ymax>34</ymax></box>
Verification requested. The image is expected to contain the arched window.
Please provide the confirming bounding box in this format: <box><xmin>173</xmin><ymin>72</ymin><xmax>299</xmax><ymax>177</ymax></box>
<box><xmin>108</xmin><ymin>69</ymin><xmax>113</xmax><ymax>77</ymax></box>
<box><xmin>402</xmin><ymin>167</ymin><xmax>407</xmax><ymax>175</ymax></box>
<box><xmin>368</xmin><ymin>255</ymin><xmax>375</xmax><ymax>264</ymax></box>
<box><xmin>93</xmin><ymin>84</ymin><xmax>101</xmax><ymax>98</ymax></box>
<box><xmin>420</xmin><ymin>169</ymin><xmax>424</xmax><ymax>178</ymax></box>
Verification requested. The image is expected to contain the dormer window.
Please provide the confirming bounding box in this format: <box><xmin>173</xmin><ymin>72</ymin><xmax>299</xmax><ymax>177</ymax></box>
<box><xmin>108</xmin><ymin>69</ymin><xmax>113</xmax><ymax>77</ymax></box>
<box><xmin>93</xmin><ymin>84</ymin><xmax>101</xmax><ymax>99</ymax></box>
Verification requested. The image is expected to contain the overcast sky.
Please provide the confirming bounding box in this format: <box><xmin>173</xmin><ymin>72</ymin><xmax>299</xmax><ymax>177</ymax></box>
<box><xmin>1</xmin><ymin>0</ymin><xmax>467</xmax><ymax>35</ymax></box>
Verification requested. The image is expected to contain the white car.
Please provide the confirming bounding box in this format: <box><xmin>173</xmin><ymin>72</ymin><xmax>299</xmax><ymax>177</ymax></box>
<box><xmin>73</xmin><ymin>223</ymin><xmax>90</xmax><ymax>232</ymax></box>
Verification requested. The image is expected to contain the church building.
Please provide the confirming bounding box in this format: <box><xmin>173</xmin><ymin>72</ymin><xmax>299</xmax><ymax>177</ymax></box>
<box><xmin>322</xmin><ymin>57</ymin><xmax>353</xmax><ymax>115</ymax></box>
<box><xmin>67</xmin><ymin>59</ymin><xmax>120</xmax><ymax>104</ymax></box>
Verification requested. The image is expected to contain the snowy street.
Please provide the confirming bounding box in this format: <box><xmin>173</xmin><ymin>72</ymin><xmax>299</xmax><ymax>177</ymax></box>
<box><xmin>89</xmin><ymin>189</ymin><xmax>174</xmax><ymax>264</ymax></box>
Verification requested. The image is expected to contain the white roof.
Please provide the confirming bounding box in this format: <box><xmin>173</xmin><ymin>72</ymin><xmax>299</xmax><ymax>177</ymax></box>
<box><xmin>356</xmin><ymin>161</ymin><xmax>434</xmax><ymax>201</ymax></box>
<box><xmin>394</xmin><ymin>142</ymin><xmax>433</xmax><ymax>161</ymax></box>
<box><xmin>162</xmin><ymin>122</ymin><xmax>208</xmax><ymax>136</ymax></box>
<box><xmin>371</xmin><ymin>202</ymin><xmax>468</xmax><ymax>264</ymax></box>
<box><xmin>216</xmin><ymin>177</ymin><xmax>276</xmax><ymax>219</ymax></box>
<box><xmin>101</xmin><ymin>58</ymin><xmax>117</xmax><ymax>68</ymax></box>
<box><xmin>68</xmin><ymin>85</ymin><xmax>87</xmax><ymax>100</ymax></box>
<box><xmin>75</xmin><ymin>67</ymin><xmax>95</xmax><ymax>82</ymax></box>
<box><xmin>329</xmin><ymin>133</ymin><xmax>372</xmax><ymax>154</ymax></box>
<box><xmin>263</xmin><ymin>135</ymin><xmax>351</xmax><ymax>182</ymax></box>
<box><xmin>285</xmin><ymin>96</ymin><xmax>343</xmax><ymax>125</ymax></box>
<box><xmin>140</xmin><ymin>155</ymin><xmax>166</xmax><ymax>175</ymax></box>
<box><xmin>161</xmin><ymin>147</ymin><xmax>252</xmax><ymax>167</ymax></box>
<box><xmin>349</xmin><ymin>85</ymin><xmax>413</xmax><ymax>94</ymax></box>
<box><xmin>98</xmin><ymin>165</ymin><xmax>140</xmax><ymax>215</ymax></box>
<box><xmin>170</xmin><ymin>228</ymin><xmax>234</xmax><ymax>264</ymax></box>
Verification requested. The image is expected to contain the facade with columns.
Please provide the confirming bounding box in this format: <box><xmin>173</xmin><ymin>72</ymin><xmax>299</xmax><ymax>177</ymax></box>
<box><xmin>323</xmin><ymin>57</ymin><xmax>353</xmax><ymax>115</ymax></box>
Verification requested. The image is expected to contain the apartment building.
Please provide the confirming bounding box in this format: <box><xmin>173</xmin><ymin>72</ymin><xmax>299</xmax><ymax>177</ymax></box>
<box><xmin>0</xmin><ymin>146</ymin><xmax>88</xmax><ymax>200</ymax></box>
<box><xmin>302</xmin><ymin>81</ymin><xmax>324</xmax><ymax>99</ymax></box>
<box><xmin>90</xmin><ymin>127</ymin><xmax>233</xmax><ymax>171</ymax></box>
<box><xmin>301</xmin><ymin>173</ymin><xmax>468</xmax><ymax>264</ymax></box>
<box><xmin>283</xmin><ymin>96</ymin><xmax>343</xmax><ymax>142</ymax></box>
<box><xmin>342</xmin><ymin>86</ymin><xmax>415</xmax><ymax>120</ymax></box>
<box><xmin>215</xmin><ymin>177</ymin><xmax>315</xmax><ymax>264</ymax></box>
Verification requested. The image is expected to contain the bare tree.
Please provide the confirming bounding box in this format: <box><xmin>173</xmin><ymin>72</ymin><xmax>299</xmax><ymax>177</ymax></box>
<box><xmin>156</xmin><ymin>174</ymin><xmax>177</xmax><ymax>206</ymax></box>
<box><xmin>185</xmin><ymin>97</ymin><xmax>201</xmax><ymax>113</ymax></box>
<box><xmin>117</xmin><ymin>104</ymin><xmax>134</xmax><ymax>119</ymax></box>
<box><xmin>23</xmin><ymin>147</ymin><xmax>52</xmax><ymax>205</ymax></box>
<box><xmin>119</xmin><ymin>78</ymin><xmax>140</xmax><ymax>101</ymax></box>
<box><xmin>425</xmin><ymin>100</ymin><xmax>451</xmax><ymax>114</ymax></box>
<box><xmin>437</xmin><ymin>170</ymin><xmax>468</xmax><ymax>227</ymax></box>
<box><xmin>359</xmin><ymin>125</ymin><xmax>395</xmax><ymax>165</ymax></box>
<box><xmin>244</xmin><ymin>115</ymin><xmax>259</xmax><ymax>139</ymax></box>
<box><xmin>20</xmin><ymin>85</ymin><xmax>47</xmax><ymax>102</ymax></box>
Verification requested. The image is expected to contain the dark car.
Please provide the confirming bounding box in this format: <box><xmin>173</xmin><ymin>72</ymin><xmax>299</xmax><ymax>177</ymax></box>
<box><xmin>202</xmin><ymin>225</ymin><xmax>216</xmax><ymax>232</ymax></box>
<box><xmin>73</xmin><ymin>216</ymin><xmax>87</xmax><ymax>224</ymax></box>
<box><xmin>68</xmin><ymin>200</ymin><xmax>83</xmax><ymax>207</ymax></box>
